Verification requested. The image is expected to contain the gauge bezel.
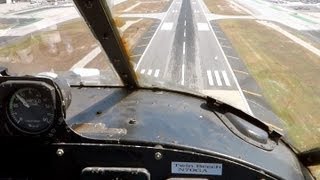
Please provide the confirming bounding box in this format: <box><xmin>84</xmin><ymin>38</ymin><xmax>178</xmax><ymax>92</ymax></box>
<box><xmin>6</xmin><ymin>86</ymin><xmax>56</xmax><ymax>134</ymax></box>
<box><xmin>3</xmin><ymin>81</ymin><xmax>57</xmax><ymax>135</ymax></box>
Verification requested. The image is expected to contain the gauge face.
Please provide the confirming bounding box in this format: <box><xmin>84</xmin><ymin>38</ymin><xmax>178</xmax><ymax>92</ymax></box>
<box><xmin>8</xmin><ymin>87</ymin><xmax>55</xmax><ymax>133</ymax></box>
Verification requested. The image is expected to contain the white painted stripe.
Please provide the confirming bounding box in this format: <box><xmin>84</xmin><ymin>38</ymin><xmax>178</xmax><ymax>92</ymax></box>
<box><xmin>226</xmin><ymin>55</ymin><xmax>239</xmax><ymax>60</ymax></box>
<box><xmin>221</xmin><ymin>45</ymin><xmax>232</xmax><ymax>49</ymax></box>
<box><xmin>181</xmin><ymin>64</ymin><xmax>185</xmax><ymax>85</ymax></box>
<box><xmin>135</xmin><ymin>0</ymin><xmax>176</xmax><ymax>71</ymax></box>
<box><xmin>198</xmin><ymin>0</ymin><xmax>253</xmax><ymax>115</ymax></box>
<box><xmin>142</xmin><ymin>36</ymin><xmax>152</xmax><ymax>40</ymax></box>
<box><xmin>154</xmin><ymin>69</ymin><xmax>160</xmax><ymax>77</ymax></box>
<box><xmin>207</xmin><ymin>70</ymin><xmax>214</xmax><ymax>86</ymax></box>
<box><xmin>183</xmin><ymin>41</ymin><xmax>186</xmax><ymax>55</ymax></box>
<box><xmin>214</xmin><ymin>70</ymin><xmax>222</xmax><ymax>86</ymax></box>
<box><xmin>140</xmin><ymin>69</ymin><xmax>146</xmax><ymax>74</ymax></box>
<box><xmin>161</xmin><ymin>22</ymin><xmax>173</xmax><ymax>30</ymax></box>
<box><xmin>222</xmin><ymin>71</ymin><xmax>231</xmax><ymax>86</ymax></box>
<box><xmin>123</xmin><ymin>2</ymin><xmax>141</xmax><ymax>12</ymax></box>
<box><xmin>217</xmin><ymin>37</ymin><xmax>227</xmax><ymax>40</ymax></box>
<box><xmin>70</xmin><ymin>47</ymin><xmax>101</xmax><ymax>70</ymax></box>
<box><xmin>147</xmin><ymin>69</ymin><xmax>153</xmax><ymax>75</ymax></box>
<box><xmin>197</xmin><ymin>23</ymin><xmax>210</xmax><ymax>31</ymax></box>
<box><xmin>184</xmin><ymin>20</ymin><xmax>186</xmax><ymax>26</ymax></box>
<box><xmin>214</xmin><ymin>56</ymin><xmax>218</xmax><ymax>60</ymax></box>
<box><xmin>184</xmin><ymin>29</ymin><xmax>186</xmax><ymax>37</ymax></box>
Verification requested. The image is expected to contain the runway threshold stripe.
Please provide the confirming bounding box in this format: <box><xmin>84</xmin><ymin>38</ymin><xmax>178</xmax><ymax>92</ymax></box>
<box><xmin>214</xmin><ymin>70</ymin><xmax>222</xmax><ymax>86</ymax></box>
<box><xmin>207</xmin><ymin>70</ymin><xmax>214</xmax><ymax>86</ymax></box>
<box><xmin>222</xmin><ymin>70</ymin><xmax>231</xmax><ymax>86</ymax></box>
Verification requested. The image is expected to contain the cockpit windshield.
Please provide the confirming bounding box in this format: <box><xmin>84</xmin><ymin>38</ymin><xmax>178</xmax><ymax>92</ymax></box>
<box><xmin>0</xmin><ymin>0</ymin><xmax>320</xmax><ymax>177</ymax></box>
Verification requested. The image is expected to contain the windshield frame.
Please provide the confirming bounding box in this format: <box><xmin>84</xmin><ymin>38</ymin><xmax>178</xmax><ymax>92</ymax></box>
<box><xmin>73</xmin><ymin>0</ymin><xmax>138</xmax><ymax>88</ymax></box>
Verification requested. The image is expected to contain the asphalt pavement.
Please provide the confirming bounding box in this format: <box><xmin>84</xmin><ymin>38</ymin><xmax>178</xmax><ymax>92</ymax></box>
<box><xmin>135</xmin><ymin>0</ymin><xmax>253</xmax><ymax>114</ymax></box>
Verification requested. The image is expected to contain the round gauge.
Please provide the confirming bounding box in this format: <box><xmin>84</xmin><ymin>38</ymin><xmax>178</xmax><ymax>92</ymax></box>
<box><xmin>8</xmin><ymin>87</ymin><xmax>55</xmax><ymax>134</ymax></box>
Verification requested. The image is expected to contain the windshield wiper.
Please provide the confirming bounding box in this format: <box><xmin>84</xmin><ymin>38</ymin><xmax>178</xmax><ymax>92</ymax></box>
<box><xmin>205</xmin><ymin>96</ymin><xmax>283</xmax><ymax>145</ymax></box>
<box><xmin>298</xmin><ymin>148</ymin><xmax>320</xmax><ymax>166</ymax></box>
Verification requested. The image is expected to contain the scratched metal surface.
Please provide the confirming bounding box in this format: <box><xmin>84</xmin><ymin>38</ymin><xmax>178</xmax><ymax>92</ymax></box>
<box><xmin>66</xmin><ymin>87</ymin><xmax>304</xmax><ymax>180</ymax></box>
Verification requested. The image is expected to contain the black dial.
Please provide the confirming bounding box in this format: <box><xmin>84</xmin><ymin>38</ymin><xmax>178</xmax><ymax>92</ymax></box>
<box><xmin>8</xmin><ymin>87</ymin><xmax>55</xmax><ymax>133</ymax></box>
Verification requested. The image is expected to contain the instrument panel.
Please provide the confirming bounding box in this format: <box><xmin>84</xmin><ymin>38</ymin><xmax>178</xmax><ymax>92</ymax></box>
<box><xmin>0</xmin><ymin>71</ymin><xmax>307</xmax><ymax>180</ymax></box>
<box><xmin>0</xmin><ymin>75</ymin><xmax>71</xmax><ymax>138</ymax></box>
<box><xmin>8</xmin><ymin>87</ymin><xmax>55</xmax><ymax>134</ymax></box>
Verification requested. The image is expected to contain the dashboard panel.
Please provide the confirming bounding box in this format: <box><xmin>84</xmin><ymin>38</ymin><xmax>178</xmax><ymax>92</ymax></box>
<box><xmin>0</xmin><ymin>74</ymin><xmax>307</xmax><ymax>180</ymax></box>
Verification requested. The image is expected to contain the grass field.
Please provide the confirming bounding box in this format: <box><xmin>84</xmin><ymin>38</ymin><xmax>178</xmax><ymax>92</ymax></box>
<box><xmin>279</xmin><ymin>23</ymin><xmax>320</xmax><ymax>50</ymax></box>
<box><xmin>218</xmin><ymin>19</ymin><xmax>320</xmax><ymax>151</ymax></box>
<box><xmin>218</xmin><ymin>19</ymin><xmax>320</xmax><ymax>177</ymax></box>
<box><xmin>203</xmin><ymin>0</ymin><xmax>248</xmax><ymax>15</ymax></box>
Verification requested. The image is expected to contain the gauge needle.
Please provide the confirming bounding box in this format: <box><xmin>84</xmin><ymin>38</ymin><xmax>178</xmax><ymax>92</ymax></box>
<box><xmin>16</xmin><ymin>94</ymin><xmax>30</xmax><ymax>108</ymax></box>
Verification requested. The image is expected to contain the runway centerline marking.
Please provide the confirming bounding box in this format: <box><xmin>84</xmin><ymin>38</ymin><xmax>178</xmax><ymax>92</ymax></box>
<box><xmin>161</xmin><ymin>22</ymin><xmax>173</xmax><ymax>30</ymax></box>
<box><xmin>147</xmin><ymin>69</ymin><xmax>153</xmax><ymax>75</ymax></box>
<box><xmin>183</xmin><ymin>41</ymin><xmax>186</xmax><ymax>55</ymax></box>
<box><xmin>207</xmin><ymin>70</ymin><xmax>214</xmax><ymax>86</ymax></box>
<box><xmin>140</xmin><ymin>69</ymin><xmax>146</xmax><ymax>74</ymax></box>
<box><xmin>222</xmin><ymin>70</ymin><xmax>231</xmax><ymax>86</ymax></box>
<box><xmin>197</xmin><ymin>23</ymin><xmax>210</xmax><ymax>31</ymax></box>
<box><xmin>184</xmin><ymin>29</ymin><xmax>186</xmax><ymax>37</ymax></box>
<box><xmin>184</xmin><ymin>20</ymin><xmax>186</xmax><ymax>26</ymax></box>
<box><xmin>181</xmin><ymin>64</ymin><xmax>185</xmax><ymax>85</ymax></box>
<box><xmin>214</xmin><ymin>70</ymin><xmax>222</xmax><ymax>86</ymax></box>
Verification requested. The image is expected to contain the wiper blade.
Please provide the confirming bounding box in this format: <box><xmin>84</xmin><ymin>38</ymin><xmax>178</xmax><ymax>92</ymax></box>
<box><xmin>298</xmin><ymin>148</ymin><xmax>320</xmax><ymax>166</ymax></box>
<box><xmin>133</xmin><ymin>86</ymin><xmax>284</xmax><ymax>145</ymax></box>
<box><xmin>206</xmin><ymin>96</ymin><xmax>283</xmax><ymax>144</ymax></box>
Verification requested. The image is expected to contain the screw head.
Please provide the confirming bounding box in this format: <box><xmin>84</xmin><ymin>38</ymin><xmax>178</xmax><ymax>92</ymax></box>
<box><xmin>128</xmin><ymin>118</ymin><xmax>136</xmax><ymax>124</ymax></box>
<box><xmin>155</xmin><ymin>152</ymin><xmax>162</xmax><ymax>160</ymax></box>
<box><xmin>56</xmin><ymin>149</ymin><xmax>64</xmax><ymax>157</ymax></box>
